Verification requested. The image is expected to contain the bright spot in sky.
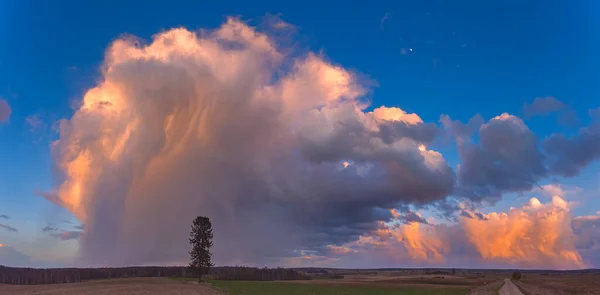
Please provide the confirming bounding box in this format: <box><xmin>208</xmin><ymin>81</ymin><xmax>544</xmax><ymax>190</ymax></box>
<box><xmin>343</xmin><ymin>161</ymin><xmax>351</xmax><ymax>168</ymax></box>
<box><xmin>409</xmin><ymin>48</ymin><xmax>413</xmax><ymax>51</ymax></box>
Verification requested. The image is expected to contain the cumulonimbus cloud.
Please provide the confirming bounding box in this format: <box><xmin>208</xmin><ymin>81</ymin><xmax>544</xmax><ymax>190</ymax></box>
<box><xmin>45</xmin><ymin>17</ymin><xmax>600</xmax><ymax>269</ymax></box>
<box><xmin>49</xmin><ymin>18</ymin><xmax>454</xmax><ymax>267</ymax></box>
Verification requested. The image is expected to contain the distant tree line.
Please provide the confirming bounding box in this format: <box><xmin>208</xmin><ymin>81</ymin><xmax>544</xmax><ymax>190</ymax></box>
<box><xmin>0</xmin><ymin>265</ymin><xmax>310</xmax><ymax>285</ymax></box>
<box><xmin>0</xmin><ymin>216</ymin><xmax>309</xmax><ymax>285</ymax></box>
<box><xmin>0</xmin><ymin>266</ymin><xmax>199</xmax><ymax>285</ymax></box>
<box><xmin>208</xmin><ymin>266</ymin><xmax>312</xmax><ymax>281</ymax></box>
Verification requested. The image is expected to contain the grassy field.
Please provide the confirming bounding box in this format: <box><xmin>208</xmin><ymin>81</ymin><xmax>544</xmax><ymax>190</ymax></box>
<box><xmin>211</xmin><ymin>280</ymin><xmax>469</xmax><ymax>295</ymax></box>
<box><xmin>1</xmin><ymin>278</ymin><xmax>220</xmax><ymax>295</ymax></box>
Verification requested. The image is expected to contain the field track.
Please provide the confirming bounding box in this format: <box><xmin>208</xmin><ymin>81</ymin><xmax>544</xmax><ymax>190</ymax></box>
<box><xmin>0</xmin><ymin>278</ymin><xmax>221</xmax><ymax>295</ymax></box>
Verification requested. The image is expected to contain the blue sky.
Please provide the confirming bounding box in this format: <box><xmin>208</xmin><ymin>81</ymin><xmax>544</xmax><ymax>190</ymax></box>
<box><xmin>0</xmin><ymin>0</ymin><xmax>599</xmax><ymax>267</ymax></box>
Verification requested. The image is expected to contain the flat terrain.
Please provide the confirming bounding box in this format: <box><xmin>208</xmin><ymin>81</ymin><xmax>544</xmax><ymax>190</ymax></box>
<box><xmin>0</xmin><ymin>278</ymin><xmax>221</xmax><ymax>295</ymax></box>
<box><xmin>212</xmin><ymin>280</ymin><xmax>469</xmax><ymax>295</ymax></box>
<box><xmin>7</xmin><ymin>270</ymin><xmax>600</xmax><ymax>295</ymax></box>
<box><xmin>0</xmin><ymin>273</ymin><xmax>490</xmax><ymax>295</ymax></box>
<box><xmin>513</xmin><ymin>273</ymin><xmax>600</xmax><ymax>295</ymax></box>
<box><xmin>210</xmin><ymin>272</ymin><xmax>505</xmax><ymax>295</ymax></box>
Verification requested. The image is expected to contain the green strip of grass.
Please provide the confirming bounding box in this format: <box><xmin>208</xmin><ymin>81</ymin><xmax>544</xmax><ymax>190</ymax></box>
<box><xmin>211</xmin><ymin>280</ymin><xmax>469</xmax><ymax>295</ymax></box>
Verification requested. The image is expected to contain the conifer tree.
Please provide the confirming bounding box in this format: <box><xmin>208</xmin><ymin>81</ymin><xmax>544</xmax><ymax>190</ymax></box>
<box><xmin>189</xmin><ymin>216</ymin><xmax>213</xmax><ymax>282</ymax></box>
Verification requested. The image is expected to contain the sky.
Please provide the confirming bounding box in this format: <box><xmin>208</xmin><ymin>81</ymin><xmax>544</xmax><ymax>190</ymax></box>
<box><xmin>0</xmin><ymin>0</ymin><xmax>599</xmax><ymax>269</ymax></box>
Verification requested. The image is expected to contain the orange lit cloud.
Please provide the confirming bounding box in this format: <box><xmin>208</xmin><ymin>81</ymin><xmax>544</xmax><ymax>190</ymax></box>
<box><xmin>461</xmin><ymin>196</ymin><xmax>585</xmax><ymax>269</ymax></box>
<box><xmin>326</xmin><ymin>212</ymin><xmax>448</xmax><ymax>265</ymax></box>
<box><xmin>396</xmin><ymin>222</ymin><xmax>447</xmax><ymax>262</ymax></box>
<box><xmin>371</xmin><ymin>106</ymin><xmax>423</xmax><ymax>125</ymax></box>
<box><xmin>323</xmin><ymin>197</ymin><xmax>594</xmax><ymax>269</ymax></box>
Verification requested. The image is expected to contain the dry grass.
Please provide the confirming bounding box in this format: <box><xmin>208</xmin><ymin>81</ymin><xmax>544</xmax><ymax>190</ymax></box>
<box><xmin>282</xmin><ymin>271</ymin><xmax>505</xmax><ymax>293</ymax></box>
<box><xmin>0</xmin><ymin>278</ymin><xmax>221</xmax><ymax>295</ymax></box>
<box><xmin>466</xmin><ymin>280</ymin><xmax>505</xmax><ymax>295</ymax></box>
<box><xmin>514</xmin><ymin>273</ymin><xmax>600</xmax><ymax>295</ymax></box>
<box><xmin>211</xmin><ymin>280</ymin><xmax>469</xmax><ymax>295</ymax></box>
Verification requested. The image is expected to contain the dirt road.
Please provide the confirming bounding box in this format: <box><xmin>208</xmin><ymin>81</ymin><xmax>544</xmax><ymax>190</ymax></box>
<box><xmin>499</xmin><ymin>279</ymin><xmax>524</xmax><ymax>295</ymax></box>
<box><xmin>0</xmin><ymin>278</ymin><xmax>221</xmax><ymax>295</ymax></box>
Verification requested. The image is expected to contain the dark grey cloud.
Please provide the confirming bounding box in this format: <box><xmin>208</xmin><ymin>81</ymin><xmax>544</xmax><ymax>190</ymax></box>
<box><xmin>42</xmin><ymin>226</ymin><xmax>58</xmax><ymax>232</ymax></box>
<box><xmin>0</xmin><ymin>215</ymin><xmax>8</xmax><ymax>219</ymax></box>
<box><xmin>459</xmin><ymin>210</ymin><xmax>487</xmax><ymax>221</ymax></box>
<box><xmin>377</xmin><ymin>120</ymin><xmax>438</xmax><ymax>145</ymax></box>
<box><xmin>0</xmin><ymin>224</ymin><xmax>18</xmax><ymax>232</ymax></box>
<box><xmin>456</xmin><ymin>114</ymin><xmax>546</xmax><ymax>202</ymax></box>
<box><xmin>523</xmin><ymin>96</ymin><xmax>565</xmax><ymax>117</ymax></box>
<box><xmin>297</xmin><ymin>104</ymin><xmax>455</xmax><ymax>208</ymax></box>
<box><xmin>398</xmin><ymin>210</ymin><xmax>429</xmax><ymax>224</ymax></box>
<box><xmin>543</xmin><ymin>122</ymin><xmax>600</xmax><ymax>177</ymax></box>
<box><xmin>0</xmin><ymin>99</ymin><xmax>10</xmax><ymax>123</ymax></box>
<box><xmin>523</xmin><ymin>96</ymin><xmax>578</xmax><ymax>125</ymax></box>
<box><xmin>430</xmin><ymin>198</ymin><xmax>461</xmax><ymax>221</ymax></box>
<box><xmin>74</xmin><ymin>224</ymin><xmax>84</xmax><ymax>230</ymax></box>
<box><xmin>444</xmin><ymin>110</ymin><xmax>600</xmax><ymax>207</ymax></box>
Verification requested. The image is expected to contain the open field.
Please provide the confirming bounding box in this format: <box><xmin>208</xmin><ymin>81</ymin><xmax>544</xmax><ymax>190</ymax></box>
<box><xmin>212</xmin><ymin>280</ymin><xmax>469</xmax><ymax>295</ymax></box>
<box><xmin>210</xmin><ymin>270</ymin><xmax>508</xmax><ymax>295</ymax></box>
<box><xmin>513</xmin><ymin>273</ymin><xmax>600</xmax><ymax>295</ymax></box>
<box><xmin>1</xmin><ymin>271</ymin><xmax>494</xmax><ymax>295</ymax></box>
<box><xmin>4</xmin><ymin>268</ymin><xmax>600</xmax><ymax>294</ymax></box>
<box><xmin>0</xmin><ymin>278</ymin><xmax>220</xmax><ymax>295</ymax></box>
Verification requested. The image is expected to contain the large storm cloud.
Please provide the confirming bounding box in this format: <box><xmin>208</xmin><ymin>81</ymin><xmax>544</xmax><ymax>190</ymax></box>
<box><xmin>46</xmin><ymin>18</ymin><xmax>600</xmax><ymax>269</ymax></box>
<box><xmin>48</xmin><ymin>18</ymin><xmax>455</xmax><ymax>267</ymax></box>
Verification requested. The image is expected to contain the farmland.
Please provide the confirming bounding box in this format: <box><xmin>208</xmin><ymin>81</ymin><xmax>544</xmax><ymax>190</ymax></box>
<box><xmin>513</xmin><ymin>272</ymin><xmax>600</xmax><ymax>295</ymax></box>
<box><xmin>0</xmin><ymin>278</ymin><xmax>220</xmax><ymax>295</ymax></box>
<box><xmin>212</xmin><ymin>280</ymin><xmax>469</xmax><ymax>295</ymax></box>
<box><xmin>3</xmin><ymin>267</ymin><xmax>600</xmax><ymax>294</ymax></box>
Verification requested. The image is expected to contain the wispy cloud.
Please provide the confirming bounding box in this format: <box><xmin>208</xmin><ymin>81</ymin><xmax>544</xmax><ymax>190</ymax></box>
<box><xmin>380</xmin><ymin>12</ymin><xmax>393</xmax><ymax>30</ymax></box>
<box><xmin>42</xmin><ymin>226</ymin><xmax>58</xmax><ymax>232</ymax></box>
<box><xmin>49</xmin><ymin>230</ymin><xmax>82</xmax><ymax>241</ymax></box>
<box><xmin>25</xmin><ymin>114</ymin><xmax>44</xmax><ymax>131</ymax></box>
<box><xmin>0</xmin><ymin>215</ymin><xmax>8</xmax><ymax>219</ymax></box>
<box><xmin>0</xmin><ymin>224</ymin><xmax>17</xmax><ymax>232</ymax></box>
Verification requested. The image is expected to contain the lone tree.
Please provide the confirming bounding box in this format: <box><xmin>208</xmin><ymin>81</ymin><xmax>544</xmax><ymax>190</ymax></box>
<box><xmin>189</xmin><ymin>216</ymin><xmax>214</xmax><ymax>282</ymax></box>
